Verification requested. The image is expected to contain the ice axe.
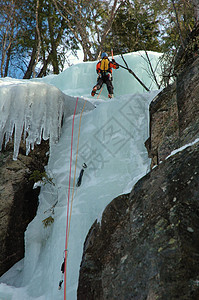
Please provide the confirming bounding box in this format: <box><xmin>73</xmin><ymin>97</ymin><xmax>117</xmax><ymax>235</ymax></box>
<box><xmin>111</xmin><ymin>48</ymin><xmax>114</xmax><ymax>60</ymax></box>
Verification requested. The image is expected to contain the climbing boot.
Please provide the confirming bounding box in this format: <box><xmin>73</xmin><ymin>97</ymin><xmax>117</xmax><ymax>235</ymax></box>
<box><xmin>91</xmin><ymin>86</ymin><xmax>97</xmax><ymax>97</ymax></box>
<box><xmin>58</xmin><ymin>280</ymin><xmax>63</xmax><ymax>290</ymax></box>
<box><xmin>108</xmin><ymin>94</ymin><xmax>113</xmax><ymax>99</ymax></box>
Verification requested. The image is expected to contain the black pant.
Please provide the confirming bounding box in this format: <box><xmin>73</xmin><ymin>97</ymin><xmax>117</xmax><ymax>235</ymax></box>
<box><xmin>94</xmin><ymin>74</ymin><xmax>114</xmax><ymax>94</ymax></box>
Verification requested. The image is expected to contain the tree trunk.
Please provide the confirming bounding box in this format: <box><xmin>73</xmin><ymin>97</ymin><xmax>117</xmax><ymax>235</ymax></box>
<box><xmin>4</xmin><ymin>46</ymin><xmax>12</xmax><ymax>77</ymax></box>
<box><xmin>23</xmin><ymin>42</ymin><xmax>37</xmax><ymax>79</ymax></box>
<box><xmin>32</xmin><ymin>0</ymin><xmax>41</xmax><ymax>78</ymax></box>
<box><xmin>47</xmin><ymin>10</ymin><xmax>59</xmax><ymax>74</ymax></box>
<box><xmin>171</xmin><ymin>0</ymin><xmax>185</xmax><ymax>49</ymax></box>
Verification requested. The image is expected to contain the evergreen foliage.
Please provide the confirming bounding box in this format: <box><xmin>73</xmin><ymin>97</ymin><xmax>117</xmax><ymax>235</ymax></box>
<box><xmin>105</xmin><ymin>0</ymin><xmax>161</xmax><ymax>54</ymax></box>
<box><xmin>29</xmin><ymin>170</ymin><xmax>55</xmax><ymax>186</ymax></box>
<box><xmin>42</xmin><ymin>216</ymin><xmax>54</xmax><ymax>227</ymax></box>
<box><xmin>0</xmin><ymin>0</ymin><xmax>78</xmax><ymax>78</ymax></box>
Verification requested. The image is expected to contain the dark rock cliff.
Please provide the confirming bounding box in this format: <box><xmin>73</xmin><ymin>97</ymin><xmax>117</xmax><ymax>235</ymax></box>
<box><xmin>146</xmin><ymin>25</ymin><xmax>199</xmax><ymax>168</ymax></box>
<box><xmin>0</xmin><ymin>141</ymin><xmax>49</xmax><ymax>276</ymax></box>
<box><xmin>78</xmin><ymin>142</ymin><xmax>199</xmax><ymax>300</ymax></box>
<box><xmin>77</xmin><ymin>26</ymin><xmax>199</xmax><ymax>299</ymax></box>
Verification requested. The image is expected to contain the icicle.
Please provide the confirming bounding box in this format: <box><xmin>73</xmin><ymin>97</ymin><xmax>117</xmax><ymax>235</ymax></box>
<box><xmin>0</xmin><ymin>81</ymin><xmax>64</xmax><ymax>160</ymax></box>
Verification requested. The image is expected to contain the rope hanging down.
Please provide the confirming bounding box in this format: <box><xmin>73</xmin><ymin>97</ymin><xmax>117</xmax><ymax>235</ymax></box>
<box><xmin>63</xmin><ymin>97</ymin><xmax>78</xmax><ymax>299</ymax></box>
<box><xmin>67</xmin><ymin>100</ymin><xmax>87</xmax><ymax>242</ymax></box>
<box><xmin>97</xmin><ymin>86</ymin><xmax>103</xmax><ymax>99</ymax></box>
<box><xmin>63</xmin><ymin>98</ymin><xmax>87</xmax><ymax>300</ymax></box>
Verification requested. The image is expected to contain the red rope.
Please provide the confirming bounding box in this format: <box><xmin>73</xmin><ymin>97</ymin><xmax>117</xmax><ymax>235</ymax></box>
<box><xmin>64</xmin><ymin>97</ymin><xmax>79</xmax><ymax>300</ymax></box>
<box><xmin>97</xmin><ymin>86</ymin><xmax>103</xmax><ymax>99</ymax></box>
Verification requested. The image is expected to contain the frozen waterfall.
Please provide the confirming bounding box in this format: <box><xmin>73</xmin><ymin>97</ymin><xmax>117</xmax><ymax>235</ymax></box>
<box><xmin>0</xmin><ymin>80</ymin><xmax>94</xmax><ymax>160</ymax></box>
<box><xmin>0</xmin><ymin>51</ymin><xmax>161</xmax><ymax>300</ymax></box>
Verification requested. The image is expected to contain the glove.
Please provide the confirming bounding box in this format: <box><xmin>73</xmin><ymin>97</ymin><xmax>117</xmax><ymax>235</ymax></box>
<box><xmin>112</xmin><ymin>59</ymin><xmax>115</xmax><ymax>63</ymax></box>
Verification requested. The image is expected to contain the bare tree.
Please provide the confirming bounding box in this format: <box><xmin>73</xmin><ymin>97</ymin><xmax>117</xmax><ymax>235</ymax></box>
<box><xmin>23</xmin><ymin>0</ymin><xmax>71</xmax><ymax>78</ymax></box>
<box><xmin>37</xmin><ymin>17</ymin><xmax>67</xmax><ymax>77</ymax></box>
<box><xmin>32</xmin><ymin>0</ymin><xmax>41</xmax><ymax>78</ymax></box>
<box><xmin>171</xmin><ymin>0</ymin><xmax>185</xmax><ymax>48</ymax></box>
<box><xmin>51</xmin><ymin>0</ymin><xmax>120</xmax><ymax>61</ymax></box>
<box><xmin>0</xmin><ymin>0</ymin><xmax>19</xmax><ymax>77</ymax></box>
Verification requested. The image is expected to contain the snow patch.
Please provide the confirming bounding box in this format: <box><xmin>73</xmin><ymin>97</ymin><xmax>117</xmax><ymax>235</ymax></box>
<box><xmin>166</xmin><ymin>138</ymin><xmax>199</xmax><ymax>160</ymax></box>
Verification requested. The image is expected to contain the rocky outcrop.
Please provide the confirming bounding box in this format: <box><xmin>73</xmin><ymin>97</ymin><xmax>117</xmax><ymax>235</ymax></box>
<box><xmin>78</xmin><ymin>142</ymin><xmax>199</xmax><ymax>300</ymax></box>
<box><xmin>0</xmin><ymin>141</ymin><xmax>49</xmax><ymax>276</ymax></box>
<box><xmin>78</xmin><ymin>26</ymin><xmax>199</xmax><ymax>299</ymax></box>
<box><xmin>146</xmin><ymin>82</ymin><xmax>179</xmax><ymax>167</ymax></box>
<box><xmin>146</xmin><ymin>25</ymin><xmax>199</xmax><ymax>168</ymax></box>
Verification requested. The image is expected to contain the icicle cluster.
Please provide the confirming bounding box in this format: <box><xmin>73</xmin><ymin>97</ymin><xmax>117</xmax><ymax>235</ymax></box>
<box><xmin>0</xmin><ymin>81</ymin><xmax>64</xmax><ymax>160</ymax></box>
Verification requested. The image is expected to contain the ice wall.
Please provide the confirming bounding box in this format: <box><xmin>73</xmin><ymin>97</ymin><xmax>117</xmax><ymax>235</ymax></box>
<box><xmin>0</xmin><ymin>51</ymin><xmax>162</xmax><ymax>300</ymax></box>
<box><xmin>0</xmin><ymin>79</ymin><xmax>94</xmax><ymax>160</ymax></box>
<box><xmin>37</xmin><ymin>50</ymin><xmax>162</xmax><ymax>98</ymax></box>
<box><xmin>0</xmin><ymin>51</ymin><xmax>161</xmax><ymax>160</ymax></box>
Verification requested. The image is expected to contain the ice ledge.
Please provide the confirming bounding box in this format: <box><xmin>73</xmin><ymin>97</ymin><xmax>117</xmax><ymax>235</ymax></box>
<box><xmin>0</xmin><ymin>80</ymin><xmax>94</xmax><ymax>160</ymax></box>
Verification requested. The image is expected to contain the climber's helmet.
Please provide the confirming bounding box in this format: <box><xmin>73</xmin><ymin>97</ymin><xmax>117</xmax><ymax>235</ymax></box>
<box><xmin>101</xmin><ymin>52</ymin><xmax>108</xmax><ymax>59</ymax></box>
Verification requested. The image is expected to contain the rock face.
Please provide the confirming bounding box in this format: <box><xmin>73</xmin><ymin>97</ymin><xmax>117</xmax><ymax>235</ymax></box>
<box><xmin>78</xmin><ymin>142</ymin><xmax>199</xmax><ymax>300</ymax></box>
<box><xmin>0</xmin><ymin>141</ymin><xmax>49</xmax><ymax>276</ymax></box>
<box><xmin>146</xmin><ymin>25</ymin><xmax>199</xmax><ymax>168</ymax></box>
<box><xmin>78</xmin><ymin>26</ymin><xmax>199</xmax><ymax>299</ymax></box>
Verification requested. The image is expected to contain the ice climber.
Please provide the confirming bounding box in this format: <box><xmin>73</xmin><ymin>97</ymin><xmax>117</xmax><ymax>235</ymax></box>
<box><xmin>91</xmin><ymin>52</ymin><xmax>119</xmax><ymax>98</ymax></box>
<box><xmin>76</xmin><ymin>163</ymin><xmax>87</xmax><ymax>187</ymax></box>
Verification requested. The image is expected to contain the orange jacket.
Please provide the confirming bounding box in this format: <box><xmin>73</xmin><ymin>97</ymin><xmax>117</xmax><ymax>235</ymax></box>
<box><xmin>96</xmin><ymin>59</ymin><xmax>119</xmax><ymax>75</ymax></box>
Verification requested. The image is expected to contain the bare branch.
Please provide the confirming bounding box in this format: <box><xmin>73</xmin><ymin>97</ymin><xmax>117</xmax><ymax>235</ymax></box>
<box><xmin>171</xmin><ymin>0</ymin><xmax>185</xmax><ymax>49</ymax></box>
<box><xmin>52</xmin><ymin>0</ymin><xmax>120</xmax><ymax>61</ymax></box>
<box><xmin>119</xmin><ymin>54</ymin><xmax>150</xmax><ymax>92</ymax></box>
<box><xmin>144</xmin><ymin>50</ymin><xmax>161</xmax><ymax>89</ymax></box>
